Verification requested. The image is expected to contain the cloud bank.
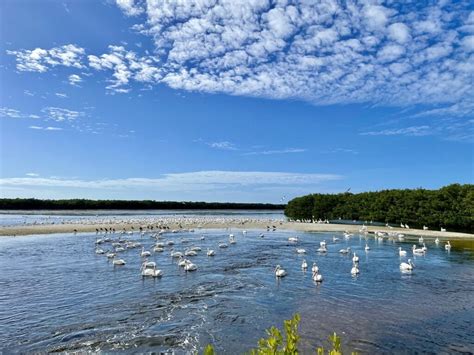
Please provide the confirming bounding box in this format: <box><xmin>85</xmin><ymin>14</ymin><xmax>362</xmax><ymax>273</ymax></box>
<box><xmin>6</xmin><ymin>1</ymin><xmax>473</xmax><ymax>118</ymax></box>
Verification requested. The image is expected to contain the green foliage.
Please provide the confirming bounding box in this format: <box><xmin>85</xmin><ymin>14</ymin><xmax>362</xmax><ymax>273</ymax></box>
<box><xmin>203</xmin><ymin>314</ymin><xmax>356</xmax><ymax>355</ymax></box>
<box><xmin>285</xmin><ymin>184</ymin><xmax>474</xmax><ymax>233</ymax></box>
<box><xmin>0</xmin><ymin>198</ymin><xmax>284</xmax><ymax>211</ymax></box>
<box><xmin>250</xmin><ymin>313</ymin><xmax>300</xmax><ymax>355</ymax></box>
<box><xmin>316</xmin><ymin>332</ymin><xmax>344</xmax><ymax>355</ymax></box>
<box><xmin>203</xmin><ymin>344</ymin><xmax>215</xmax><ymax>355</ymax></box>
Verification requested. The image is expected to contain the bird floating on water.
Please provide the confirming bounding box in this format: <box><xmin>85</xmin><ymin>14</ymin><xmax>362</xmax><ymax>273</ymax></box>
<box><xmin>275</xmin><ymin>265</ymin><xmax>287</xmax><ymax>277</ymax></box>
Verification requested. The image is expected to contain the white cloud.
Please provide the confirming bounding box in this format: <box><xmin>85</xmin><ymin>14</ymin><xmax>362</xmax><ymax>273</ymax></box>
<box><xmin>360</xmin><ymin>126</ymin><xmax>432</xmax><ymax>137</ymax></box>
<box><xmin>7</xmin><ymin>44</ymin><xmax>84</xmax><ymax>72</ymax></box>
<box><xmin>6</xmin><ymin>1</ymin><xmax>474</xmax><ymax>119</ymax></box>
<box><xmin>88</xmin><ymin>45</ymin><xmax>161</xmax><ymax>92</ymax></box>
<box><xmin>1</xmin><ymin>107</ymin><xmax>39</xmax><ymax>119</ymax></box>
<box><xmin>42</xmin><ymin>107</ymin><xmax>84</xmax><ymax>122</ymax></box>
<box><xmin>207</xmin><ymin>141</ymin><xmax>237</xmax><ymax>150</ymax></box>
<box><xmin>25</xmin><ymin>173</ymin><xmax>39</xmax><ymax>177</ymax></box>
<box><xmin>388</xmin><ymin>23</ymin><xmax>411</xmax><ymax>44</ymax></box>
<box><xmin>116</xmin><ymin>0</ymin><xmax>143</xmax><ymax>16</ymax></box>
<box><xmin>55</xmin><ymin>92</ymin><xmax>68</xmax><ymax>98</ymax></box>
<box><xmin>68</xmin><ymin>74</ymin><xmax>82</xmax><ymax>86</ymax></box>
<box><xmin>0</xmin><ymin>171</ymin><xmax>342</xmax><ymax>192</ymax></box>
<box><xmin>28</xmin><ymin>125</ymin><xmax>63</xmax><ymax>131</ymax></box>
<box><xmin>243</xmin><ymin>148</ymin><xmax>307</xmax><ymax>156</ymax></box>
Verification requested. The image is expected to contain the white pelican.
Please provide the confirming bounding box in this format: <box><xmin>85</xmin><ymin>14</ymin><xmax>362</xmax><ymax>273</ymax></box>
<box><xmin>115</xmin><ymin>246</ymin><xmax>125</xmax><ymax>252</ymax></box>
<box><xmin>311</xmin><ymin>262</ymin><xmax>319</xmax><ymax>273</ymax></box>
<box><xmin>95</xmin><ymin>248</ymin><xmax>105</xmax><ymax>255</ymax></box>
<box><xmin>399</xmin><ymin>247</ymin><xmax>407</xmax><ymax>257</ymax></box>
<box><xmin>275</xmin><ymin>265</ymin><xmax>287</xmax><ymax>277</ymax></box>
<box><xmin>365</xmin><ymin>244</ymin><xmax>370</xmax><ymax>251</ymax></box>
<box><xmin>207</xmin><ymin>248</ymin><xmax>215</xmax><ymax>256</ymax></box>
<box><xmin>242</xmin><ymin>230</ymin><xmax>247</xmax><ymax>235</ymax></box>
<box><xmin>191</xmin><ymin>246</ymin><xmax>202</xmax><ymax>252</ymax></box>
<box><xmin>419</xmin><ymin>236</ymin><xmax>424</xmax><ymax>244</ymax></box>
<box><xmin>151</xmin><ymin>266</ymin><xmax>163</xmax><ymax>277</ymax></box>
<box><xmin>153</xmin><ymin>246</ymin><xmax>164</xmax><ymax>252</ymax></box>
<box><xmin>219</xmin><ymin>243</ymin><xmax>228</xmax><ymax>248</ymax></box>
<box><xmin>229</xmin><ymin>235</ymin><xmax>236</xmax><ymax>244</ymax></box>
<box><xmin>400</xmin><ymin>259</ymin><xmax>414</xmax><ymax>271</ymax></box>
<box><xmin>141</xmin><ymin>267</ymin><xmax>155</xmax><ymax>277</ymax></box>
<box><xmin>441</xmin><ymin>227</ymin><xmax>447</xmax><ymax>232</ymax></box>
<box><xmin>339</xmin><ymin>247</ymin><xmax>351</xmax><ymax>254</ymax></box>
<box><xmin>167</xmin><ymin>241</ymin><xmax>175</xmax><ymax>246</ymax></box>
<box><xmin>106</xmin><ymin>251</ymin><xmax>116</xmax><ymax>259</ymax></box>
<box><xmin>320</xmin><ymin>240</ymin><xmax>327</xmax><ymax>248</ymax></box>
<box><xmin>435</xmin><ymin>238</ymin><xmax>439</xmax><ymax>245</ymax></box>
<box><xmin>200</xmin><ymin>236</ymin><xmax>206</xmax><ymax>240</ymax></box>
<box><xmin>333</xmin><ymin>236</ymin><xmax>339</xmax><ymax>242</ymax></box>
<box><xmin>171</xmin><ymin>251</ymin><xmax>183</xmax><ymax>258</ymax></box>
<box><xmin>423</xmin><ymin>225</ymin><xmax>429</xmax><ymax>230</ymax></box>
<box><xmin>185</xmin><ymin>249</ymin><xmax>198</xmax><ymax>256</ymax></box>
<box><xmin>312</xmin><ymin>270</ymin><xmax>323</xmax><ymax>282</ymax></box>
<box><xmin>351</xmin><ymin>264</ymin><xmax>360</xmax><ymax>275</ymax></box>
<box><xmin>405</xmin><ymin>224</ymin><xmax>409</xmax><ymax>229</ymax></box>
<box><xmin>317</xmin><ymin>246</ymin><xmax>327</xmax><ymax>253</ymax></box>
<box><xmin>352</xmin><ymin>252</ymin><xmax>359</xmax><ymax>263</ymax></box>
<box><xmin>445</xmin><ymin>241</ymin><xmax>451</xmax><ymax>250</ymax></box>
<box><xmin>412</xmin><ymin>245</ymin><xmax>425</xmax><ymax>255</ymax></box>
<box><xmin>112</xmin><ymin>256</ymin><xmax>126</xmax><ymax>265</ymax></box>
<box><xmin>259</xmin><ymin>233</ymin><xmax>265</xmax><ymax>238</ymax></box>
<box><xmin>421</xmin><ymin>243</ymin><xmax>428</xmax><ymax>252</ymax></box>
<box><xmin>400</xmin><ymin>222</ymin><xmax>404</xmax><ymax>228</ymax></box>
<box><xmin>142</xmin><ymin>265</ymin><xmax>163</xmax><ymax>277</ymax></box>
<box><xmin>288</xmin><ymin>236</ymin><xmax>298</xmax><ymax>243</ymax></box>
<box><xmin>141</xmin><ymin>259</ymin><xmax>156</xmax><ymax>269</ymax></box>
<box><xmin>398</xmin><ymin>234</ymin><xmax>405</xmax><ymax>241</ymax></box>
<box><xmin>140</xmin><ymin>247</ymin><xmax>151</xmax><ymax>258</ymax></box>
<box><xmin>296</xmin><ymin>248</ymin><xmax>306</xmax><ymax>254</ymax></box>
<box><xmin>177</xmin><ymin>256</ymin><xmax>188</xmax><ymax>267</ymax></box>
<box><xmin>301</xmin><ymin>259</ymin><xmax>308</xmax><ymax>269</ymax></box>
<box><xmin>184</xmin><ymin>260</ymin><xmax>197</xmax><ymax>271</ymax></box>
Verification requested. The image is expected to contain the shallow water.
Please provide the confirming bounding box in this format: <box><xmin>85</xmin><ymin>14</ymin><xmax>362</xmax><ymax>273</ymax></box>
<box><xmin>0</xmin><ymin>229</ymin><xmax>473</xmax><ymax>354</ymax></box>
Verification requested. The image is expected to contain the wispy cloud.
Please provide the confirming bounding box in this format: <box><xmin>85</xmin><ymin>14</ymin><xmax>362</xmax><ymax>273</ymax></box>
<box><xmin>1</xmin><ymin>107</ymin><xmax>39</xmax><ymax>119</ymax></box>
<box><xmin>29</xmin><ymin>125</ymin><xmax>63</xmax><ymax>131</ymax></box>
<box><xmin>41</xmin><ymin>107</ymin><xmax>84</xmax><ymax>122</ymax></box>
<box><xmin>360</xmin><ymin>126</ymin><xmax>432</xmax><ymax>137</ymax></box>
<box><xmin>207</xmin><ymin>141</ymin><xmax>237</xmax><ymax>151</ymax></box>
<box><xmin>55</xmin><ymin>92</ymin><xmax>68</xmax><ymax>98</ymax></box>
<box><xmin>243</xmin><ymin>148</ymin><xmax>307</xmax><ymax>156</ymax></box>
<box><xmin>25</xmin><ymin>173</ymin><xmax>39</xmax><ymax>177</ymax></box>
<box><xmin>326</xmin><ymin>148</ymin><xmax>359</xmax><ymax>155</ymax></box>
<box><xmin>0</xmin><ymin>171</ymin><xmax>343</xmax><ymax>191</ymax></box>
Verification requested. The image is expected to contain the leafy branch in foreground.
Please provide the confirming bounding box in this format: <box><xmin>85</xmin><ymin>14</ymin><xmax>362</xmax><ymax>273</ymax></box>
<box><xmin>204</xmin><ymin>313</ymin><xmax>356</xmax><ymax>354</ymax></box>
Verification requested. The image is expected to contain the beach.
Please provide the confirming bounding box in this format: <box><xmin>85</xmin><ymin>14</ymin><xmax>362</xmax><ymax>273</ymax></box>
<box><xmin>1</xmin><ymin>217</ymin><xmax>472</xmax><ymax>239</ymax></box>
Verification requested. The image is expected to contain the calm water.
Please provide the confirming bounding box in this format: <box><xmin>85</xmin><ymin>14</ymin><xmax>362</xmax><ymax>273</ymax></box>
<box><xmin>0</xmin><ymin>209</ymin><xmax>285</xmax><ymax>227</ymax></box>
<box><xmin>0</xmin><ymin>229</ymin><xmax>473</xmax><ymax>354</ymax></box>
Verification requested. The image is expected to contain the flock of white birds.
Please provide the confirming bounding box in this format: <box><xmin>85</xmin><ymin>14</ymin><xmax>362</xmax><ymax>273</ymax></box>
<box><xmin>93</xmin><ymin>226</ymin><xmax>454</xmax><ymax>282</ymax></box>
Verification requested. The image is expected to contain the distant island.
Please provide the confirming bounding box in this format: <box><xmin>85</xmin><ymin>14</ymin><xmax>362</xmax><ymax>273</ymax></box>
<box><xmin>0</xmin><ymin>198</ymin><xmax>285</xmax><ymax>211</ymax></box>
<box><xmin>285</xmin><ymin>184</ymin><xmax>473</xmax><ymax>233</ymax></box>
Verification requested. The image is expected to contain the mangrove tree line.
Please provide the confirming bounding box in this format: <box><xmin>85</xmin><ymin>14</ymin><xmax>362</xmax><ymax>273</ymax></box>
<box><xmin>284</xmin><ymin>184</ymin><xmax>473</xmax><ymax>233</ymax></box>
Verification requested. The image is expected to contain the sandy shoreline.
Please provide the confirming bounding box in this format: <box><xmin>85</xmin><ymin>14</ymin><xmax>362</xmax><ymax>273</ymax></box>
<box><xmin>1</xmin><ymin>219</ymin><xmax>473</xmax><ymax>240</ymax></box>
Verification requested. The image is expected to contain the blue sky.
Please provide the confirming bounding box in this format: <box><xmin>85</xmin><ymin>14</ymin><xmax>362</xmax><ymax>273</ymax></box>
<box><xmin>0</xmin><ymin>0</ymin><xmax>473</xmax><ymax>203</ymax></box>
